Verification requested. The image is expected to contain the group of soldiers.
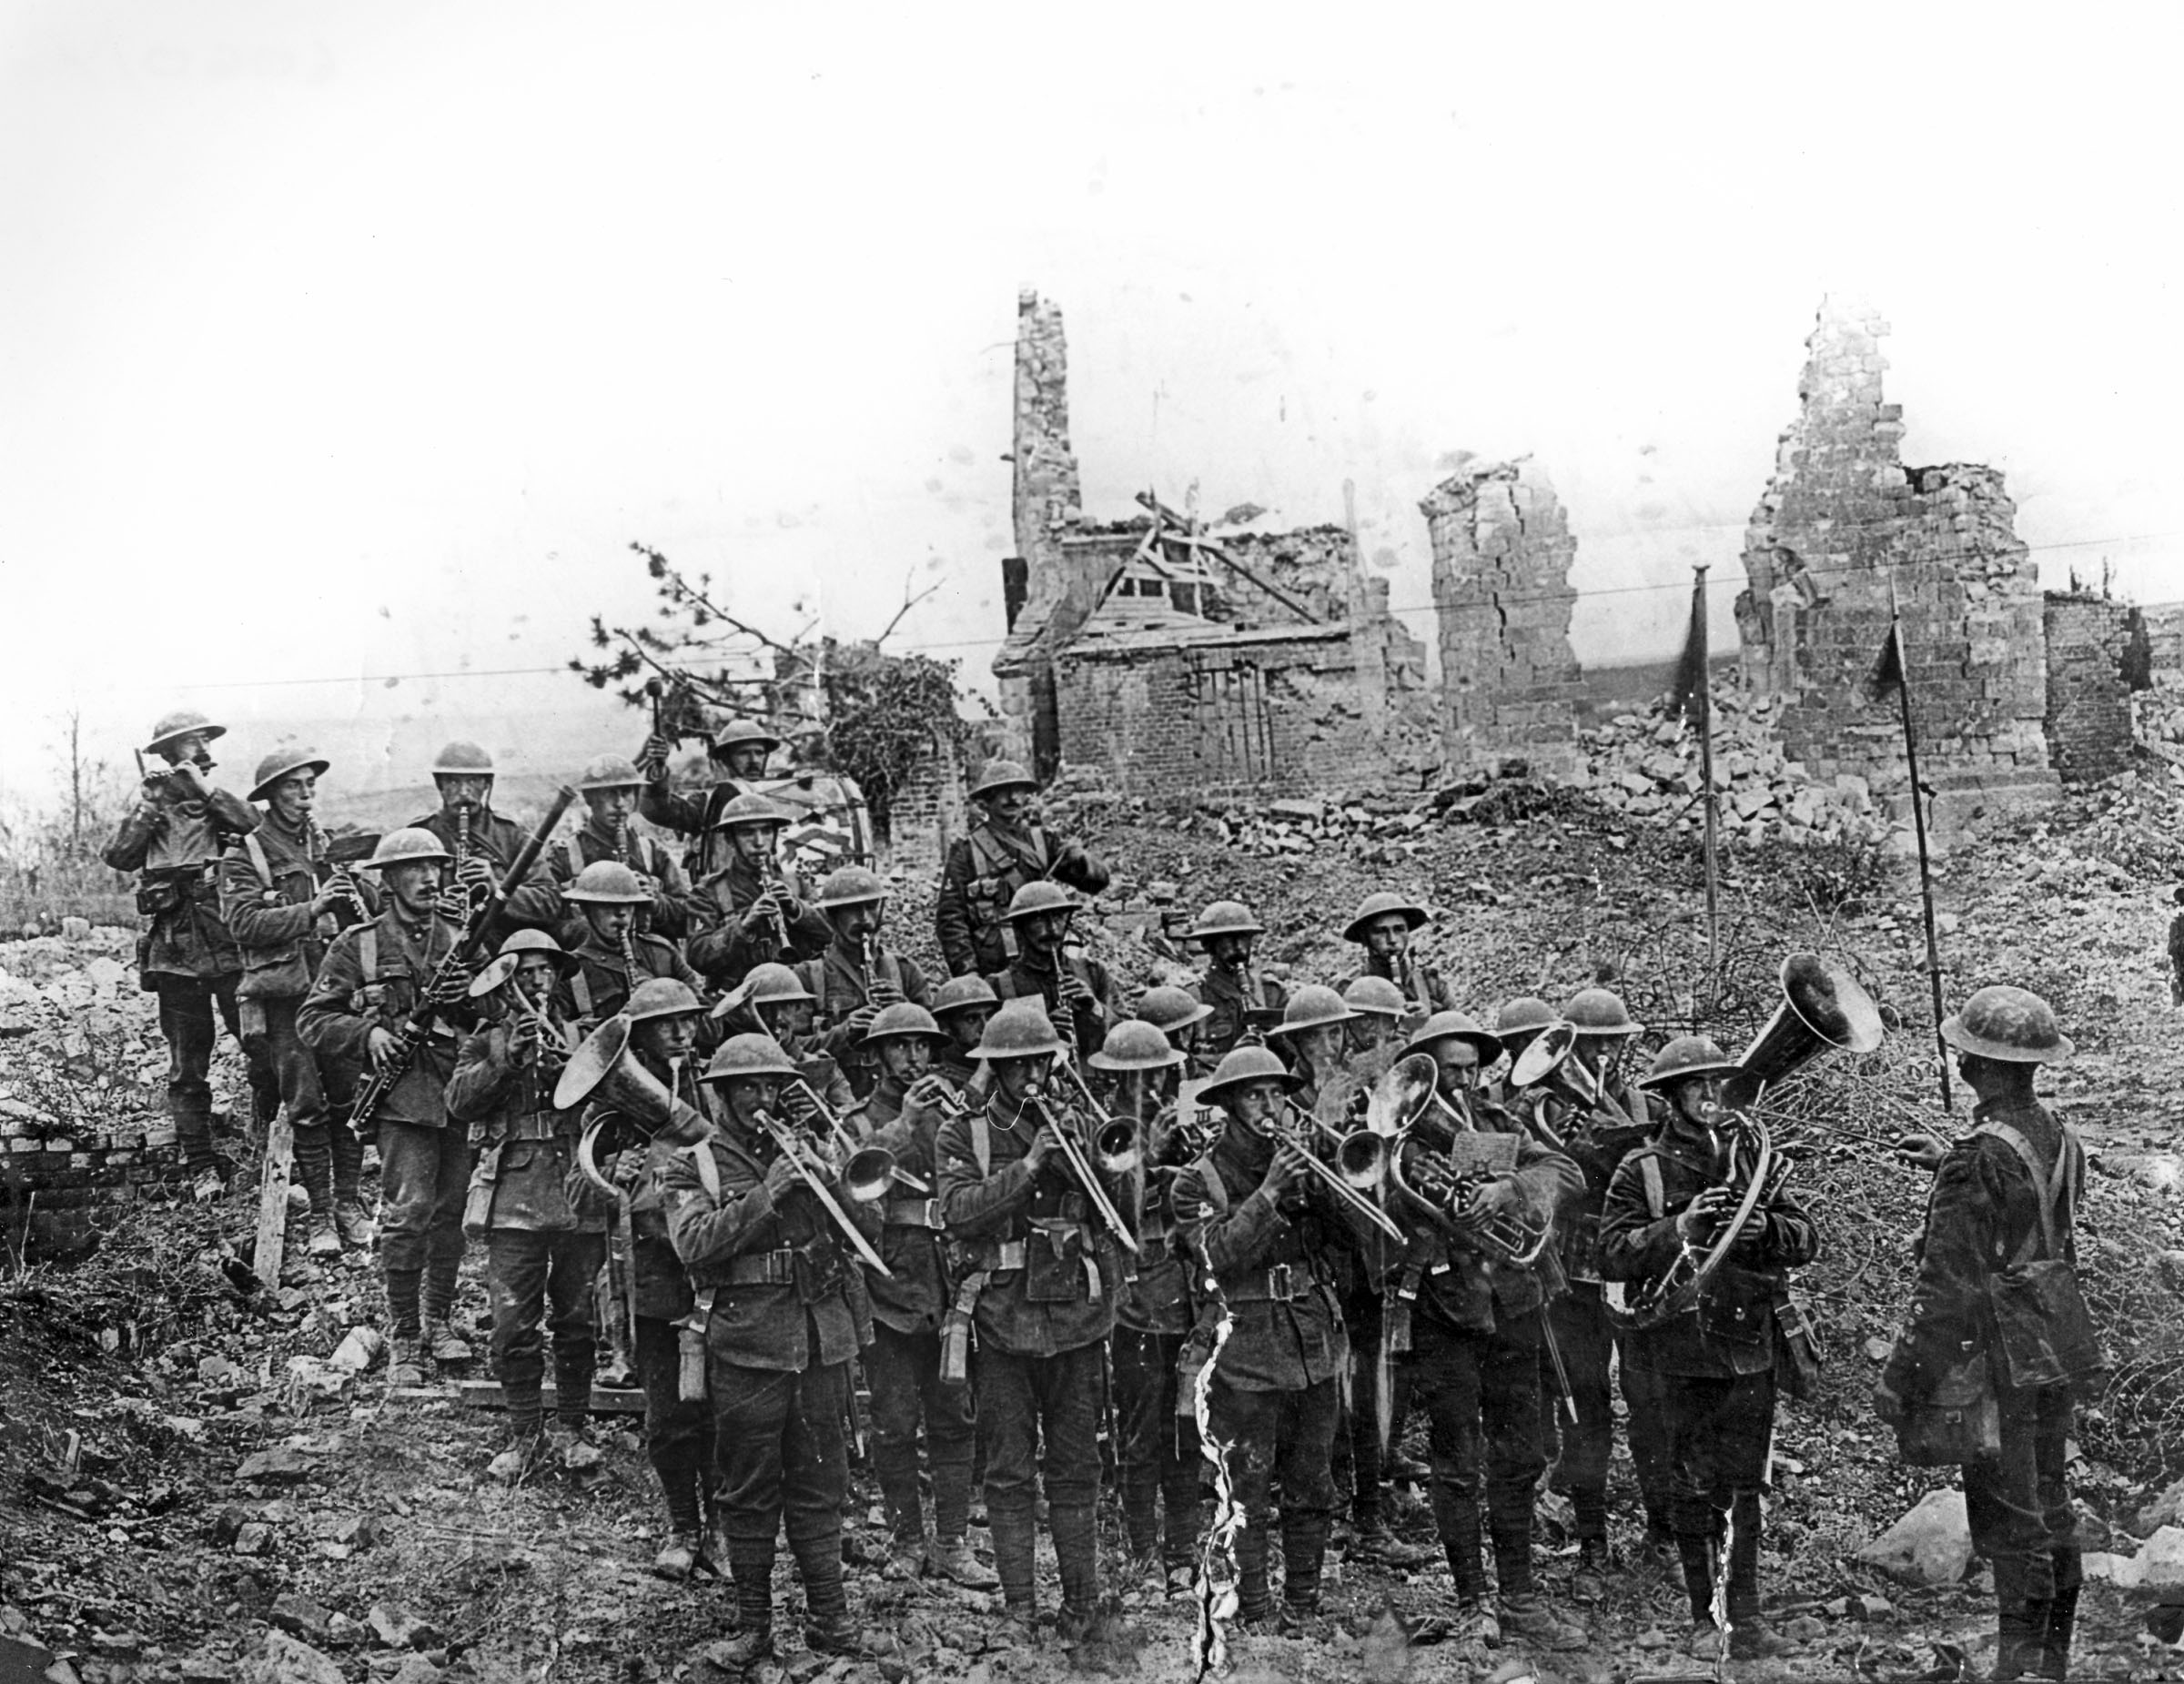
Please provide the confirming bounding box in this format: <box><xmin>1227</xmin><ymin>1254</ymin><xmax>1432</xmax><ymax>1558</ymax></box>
<box><xmin>106</xmin><ymin>706</ymin><xmax>2096</xmax><ymax>1680</ymax></box>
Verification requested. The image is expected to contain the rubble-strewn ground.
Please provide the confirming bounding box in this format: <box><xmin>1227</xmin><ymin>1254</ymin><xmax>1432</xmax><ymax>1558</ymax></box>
<box><xmin>11</xmin><ymin>760</ymin><xmax>2184</xmax><ymax>1684</ymax></box>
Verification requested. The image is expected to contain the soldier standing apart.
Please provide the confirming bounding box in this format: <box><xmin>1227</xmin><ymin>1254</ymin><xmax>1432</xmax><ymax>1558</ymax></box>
<box><xmin>586</xmin><ymin>981</ymin><xmax>719</xmax><ymax>1579</ymax></box>
<box><xmin>931</xmin><ymin>974</ymin><xmax>1000</xmax><ymax>1089</ymax></box>
<box><xmin>299</xmin><ymin>829</ymin><xmax>480</xmax><ymax>1379</ymax></box>
<box><xmin>843</xmin><ymin>1005</ymin><xmax>997</xmax><ymax>1589</ymax></box>
<box><xmin>687</xmin><ymin>794</ymin><xmax>831</xmax><ymax>990</ymax></box>
<box><xmin>104</xmin><ymin>710</ymin><xmax>277</xmax><ymax>1180</ymax></box>
<box><xmin>639</xmin><ymin>717</ymin><xmax>783</xmax><ymax>882</ymax></box>
<box><xmin>796</xmin><ymin>866</ymin><xmax>931</xmax><ymax>1100</ymax></box>
<box><xmin>1537</xmin><ymin>986</ymin><xmax>1664</xmax><ymax>1583</ymax></box>
<box><xmin>551</xmin><ymin>755</ymin><xmax>703</xmax><ymax>943</ymax></box>
<box><xmin>935</xmin><ymin>759</ymin><xmax>1109</xmax><ymax>978</ymax></box>
<box><xmin>446</xmin><ymin>931</ymin><xmax>607</xmax><ymax>1477</ymax></box>
<box><xmin>1876</xmin><ymin>987</ymin><xmax>2093</xmax><ymax>1683</ymax></box>
<box><xmin>1188</xmin><ymin>899</ymin><xmax>1287</xmax><ymax>1060</ymax></box>
<box><xmin>1170</xmin><ymin>1045</ymin><xmax>1363</xmax><ymax>1629</ymax></box>
<box><xmin>561</xmin><ymin>862</ymin><xmax>704</xmax><ymax>1027</ymax></box>
<box><xmin>1344</xmin><ymin>891</ymin><xmax>1455</xmax><ymax>1024</ymax></box>
<box><xmin>936</xmin><ymin>1002</ymin><xmax>1131</xmax><ymax>1642</ymax></box>
<box><xmin>1601</xmin><ymin>1036</ymin><xmax>1816</xmax><ymax>1662</ymax></box>
<box><xmin>662</xmin><ymin>1034</ymin><xmax>879</xmax><ymax>1662</ymax></box>
<box><xmin>1390</xmin><ymin>1011</ymin><xmax>1585</xmax><ymax>1653</ymax></box>
<box><xmin>218</xmin><ymin>750</ymin><xmax>376</xmax><ymax>1255</ymax></box>
<box><xmin>407</xmin><ymin>742</ymin><xmax>563</xmax><ymax>944</ymax></box>
<box><xmin>1095</xmin><ymin>1020</ymin><xmax>1203</xmax><ymax>1598</ymax></box>
<box><xmin>986</xmin><ymin>882</ymin><xmax>1114</xmax><ymax>1062</ymax></box>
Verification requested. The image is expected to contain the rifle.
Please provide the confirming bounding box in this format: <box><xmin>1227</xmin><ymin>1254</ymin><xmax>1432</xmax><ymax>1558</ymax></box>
<box><xmin>353</xmin><ymin>786</ymin><xmax>578</xmax><ymax>1128</ymax></box>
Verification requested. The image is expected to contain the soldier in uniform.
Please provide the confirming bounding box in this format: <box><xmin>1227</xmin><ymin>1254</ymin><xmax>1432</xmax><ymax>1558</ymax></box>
<box><xmin>1876</xmin><ymin>987</ymin><xmax>2091</xmax><ymax>1683</ymax></box>
<box><xmin>935</xmin><ymin>759</ymin><xmax>1110</xmax><ymax>977</ymax></box>
<box><xmin>560</xmin><ymin>862</ymin><xmax>705</xmax><ymax>1029</ymax></box>
<box><xmin>1602</xmin><ymin>1035</ymin><xmax>1817</xmax><ymax>1662</ymax></box>
<box><xmin>935</xmin><ymin>1002</ymin><xmax>1132</xmax><ymax>1641</ymax></box>
<box><xmin>795</xmin><ymin>866</ymin><xmax>931</xmax><ymax>1101</ymax></box>
<box><xmin>840</xmin><ymin>1005</ymin><xmax>996</xmax><ymax>1589</ymax></box>
<box><xmin>1170</xmin><ymin>1044</ymin><xmax>1370</xmax><ymax>1629</ymax></box>
<box><xmin>1486</xmin><ymin>996</ymin><xmax>1555</xmax><ymax>1112</ymax></box>
<box><xmin>1095</xmin><ymin>1020</ymin><xmax>1202</xmax><ymax>1597</ymax></box>
<box><xmin>585</xmin><ymin>980</ymin><xmax>719</xmax><ymax>1580</ymax></box>
<box><xmin>299</xmin><ymin>829</ymin><xmax>482</xmax><ymax>1378</ymax></box>
<box><xmin>931</xmin><ymin>973</ymin><xmax>1000</xmax><ymax>1089</ymax></box>
<box><xmin>406</xmin><ymin>741</ymin><xmax>563</xmax><ymax>943</ymax></box>
<box><xmin>445</xmin><ymin>931</ymin><xmax>608</xmax><ymax>1477</ymax></box>
<box><xmin>986</xmin><ymin>882</ymin><xmax>1114</xmax><ymax>1062</ymax></box>
<box><xmin>1343</xmin><ymin>891</ymin><xmax>1454</xmax><ymax>1023</ymax></box>
<box><xmin>1137</xmin><ymin>983</ymin><xmax>1213</xmax><ymax>1077</ymax></box>
<box><xmin>1534</xmin><ymin>987</ymin><xmax>1664</xmax><ymax>1582</ymax></box>
<box><xmin>639</xmin><ymin>717</ymin><xmax>784</xmax><ymax>882</ymax></box>
<box><xmin>104</xmin><ymin>710</ymin><xmax>278</xmax><ymax>1178</ymax></box>
<box><xmin>551</xmin><ymin>754</ymin><xmax>704</xmax><ymax>943</ymax></box>
<box><xmin>218</xmin><ymin>749</ymin><xmax>376</xmax><ymax>1255</ymax></box>
<box><xmin>1342</xmin><ymin>974</ymin><xmax>1409</xmax><ymax>1077</ymax></box>
<box><xmin>686</xmin><ymin>794</ymin><xmax>831</xmax><ymax>989</ymax></box>
<box><xmin>662</xmin><ymin>1033</ymin><xmax>878</xmax><ymax>1662</ymax></box>
<box><xmin>1267</xmin><ymin>985</ymin><xmax>1357</xmax><ymax>1116</ymax></box>
<box><xmin>1187</xmin><ymin>900</ymin><xmax>1288</xmax><ymax>1061</ymax></box>
<box><xmin>1389</xmin><ymin>1010</ymin><xmax>1586</xmax><ymax>1654</ymax></box>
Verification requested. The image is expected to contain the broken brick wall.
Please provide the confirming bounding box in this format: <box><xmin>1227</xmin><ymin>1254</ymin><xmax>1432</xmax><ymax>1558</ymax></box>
<box><xmin>2043</xmin><ymin>594</ymin><xmax>2138</xmax><ymax>783</ymax></box>
<box><xmin>1421</xmin><ymin>459</ymin><xmax>1582</xmax><ymax>771</ymax></box>
<box><xmin>879</xmin><ymin>730</ymin><xmax>968</xmax><ymax>873</ymax></box>
<box><xmin>1738</xmin><ymin>298</ymin><xmax>2060</xmax><ymax>828</ymax></box>
<box><xmin>2</xmin><ymin>1130</ymin><xmax>196</xmax><ymax>1262</ymax></box>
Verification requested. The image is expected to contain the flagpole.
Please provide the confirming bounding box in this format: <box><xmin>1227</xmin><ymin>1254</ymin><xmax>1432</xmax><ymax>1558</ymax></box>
<box><xmin>1889</xmin><ymin>581</ymin><xmax>1954</xmax><ymax>1113</ymax></box>
<box><xmin>1694</xmin><ymin>564</ymin><xmax>1720</xmax><ymax>1015</ymax></box>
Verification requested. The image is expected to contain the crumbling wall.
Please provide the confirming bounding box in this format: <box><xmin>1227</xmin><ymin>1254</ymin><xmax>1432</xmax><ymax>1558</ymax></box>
<box><xmin>2142</xmin><ymin>602</ymin><xmax>2184</xmax><ymax>674</ymax></box>
<box><xmin>1218</xmin><ymin>527</ymin><xmax>1360</xmax><ymax>624</ymax></box>
<box><xmin>2044</xmin><ymin>594</ymin><xmax>2138</xmax><ymax>783</ymax></box>
<box><xmin>1738</xmin><ymin>298</ymin><xmax>2061</xmax><ymax>827</ymax></box>
<box><xmin>1421</xmin><ymin>459</ymin><xmax>1582</xmax><ymax>770</ymax></box>
<box><xmin>881</xmin><ymin>729</ymin><xmax>968</xmax><ymax>872</ymax></box>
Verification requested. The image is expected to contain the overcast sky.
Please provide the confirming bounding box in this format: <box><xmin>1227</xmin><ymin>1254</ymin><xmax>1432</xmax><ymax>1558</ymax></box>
<box><xmin>4</xmin><ymin>4</ymin><xmax>2180</xmax><ymax>808</ymax></box>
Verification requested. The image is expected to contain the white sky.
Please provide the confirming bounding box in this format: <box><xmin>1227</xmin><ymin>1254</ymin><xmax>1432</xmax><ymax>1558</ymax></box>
<box><xmin>5</xmin><ymin>3</ymin><xmax>2181</xmax><ymax>806</ymax></box>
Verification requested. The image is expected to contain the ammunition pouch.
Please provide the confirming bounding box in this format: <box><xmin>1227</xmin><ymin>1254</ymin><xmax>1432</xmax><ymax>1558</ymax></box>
<box><xmin>1024</xmin><ymin>1216</ymin><xmax>1100</xmax><ymax>1304</ymax></box>
<box><xmin>1696</xmin><ymin>1262</ymin><xmax>1773</xmax><ymax>1349</ymax></box>
<box><xmin>136</xmin><ymin>879</ymin><xmax>185</xmax><ymax>917</ymax></box>
<box><xmin>462</xmin><ymin>1144</ymin><xmax>502</xmax><ymax>1240</ymax></box>
<box><xmin>883</xmin><ymin>1197</ymin><xmax>943</xmax><ymax>1229</ymax></box>
<box><xmin>724</xmin><ymin>1247</ymin><xmax>798</xmax><ymax>1286</ymax></box>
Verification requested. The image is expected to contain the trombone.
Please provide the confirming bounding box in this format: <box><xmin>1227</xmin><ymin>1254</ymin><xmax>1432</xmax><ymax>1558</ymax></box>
<box><xmin>1021</xmin><ymin>1089</ymin><xmax>1140</xmax><ymax>1255</ymax></box>
<box><xmin>1269</xmin><ymin>1098</ymin><xmax>1406</xmax><ymax>1243</ymax></box>
<box><xmin>748</xmin><ymin>1106</ymin><xmax>894</xmax><ymax>1278</ymax></box>
<box><xmin>786</xmin><ymin>1073</ymin><xmax>933</xmax><ymax>1202</ymax></box>
<box><xmin>1050</xmin><ymin>1056</ymin><xmax>1142</xmax><ymax>1175</ymax></box>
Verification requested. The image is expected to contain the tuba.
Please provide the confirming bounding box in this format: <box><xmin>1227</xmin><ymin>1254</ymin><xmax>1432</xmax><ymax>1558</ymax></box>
<box><xmin>561</xmin><ymin>1014</ymin><xmax>713</xmax><ymax>1198</ymax></box>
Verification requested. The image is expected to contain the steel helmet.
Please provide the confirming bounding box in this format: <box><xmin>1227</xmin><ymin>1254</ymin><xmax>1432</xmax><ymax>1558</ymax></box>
<box><xmin>495</xmin><ymin>928</ymin><xmax>576</xmax><ymax>968</ymax></box>
<box><xmin>1495</xmin><ymin>995</ymin><xmax>1556</xmax><ymax>1038</ymax></box>
<box><xmin>1005</xmin><ymin>881</ymin><xmax>1077</xmax><ymax>922</ymax></box>
<box><xmin>1188</xmin><ymin>900</ymin><xmax>1264</xmax><ymax>941</ymax></box>
<box><xmin>1942</xmin><ymin>985</ymin><xmax>2074</xmax><ymax>1064</ymax></box>
<box><xmin>709</xmin><ymin>718</ymin><xmax>783</xmax><ymax>757</ymax></box>
<box><xmin>626</xmin><ymin>978</ymin><xmax>706</xmax><ymax>1023</ymax></box>
<box><xmin>816</xmin><ymin>865</ymin><xmax>887</xmax><ymax>909</ymax></box>
<box><xmin>1342</xmin><ymin>891</ymin><xmax>1430</xmax><ymax>943</ymax></box>
<box><xmin>864</xmin><ymin>1003</ymin><xmax>946</xmax><ymax>1047</ymax></box>
<box><xmin>1269</xmin><ymin>984</ymin><xmax>1354</xmax><ymax>1039</ymax></box>
<box><xmin>563</xmin><ymin>861</ymin><xmax>651</xmax><ymax>904</ymax></box>
<box><xmin>430</xmin><ymin>741</ymin><xmax>496</xmax><ymax>777</ymax></box>
<box><xmin>1089</xmin><ymin>1019</ymin><xmax>1187</xmax><ymax>1073</ymax></box>
<box><xmin>248</xmin><ymin>749</ymin><xmax>329</xmax><ymax>803</ymax></box>
<box><xmin>145</xmin><ymin>710</ymin><xmax>226</xmax><ymax>756</ymax></box>
<box><xmin>932</xmin><ymin>974</ymin><xmax>1000</xmax><ymax>1017</ymax></box>
<box><xmin>1399</xmin><ymin>1009</ymin><xmax>1504</xmax><ymax>1065</ymax></box>
<box><xmin>973</xmin><ymin>1000</ymin><xmax>1066</xmax><ymax>1061</ymax></box>
<box><xmin>1638</xmin><ymin>1035</ymin><xmax>1744</xmax><ymax>1091</ymax></box>
<box><xmin>1198</xmin><ymin>1044</ymin><xmax>1299</xmax><ymax>1107</ymax></box>
<box><xmin>576</xmin><ymin>753</ymin><xmax>644</xmax><ymax>792</ymax></box>
<box><xmin>970</xmin><ymin>759</ymin><xmax>1038</xmax><ymax>801</ymax></box>
<box><xmin>743</xmin><ymin>963</ymin><xmax>815</xmax><ymax>1006</ymax></box>
<box><xmin>1342</xmin><ymin>976</ymin><xmax>1409</xmax><ymax>1020</ymax></box>
<box><xmin>1562</xmin><ymin>987</ymin><xmax>1643</xmax><ymax>1038</ymax></box>
<box><xmin>712</xmin><ymin>792</ymin><xmax>790</xmax><ymax>832</ymax></box>
<box><xmin>701</xmin><ymin>1032</ymin><xmax>801</xmax><ymax>1083</ymax></box>
<box><xmin>1137</xmin><ymin>984</ymin><xmax>1213</xmax><ymax>1034</ymax></box>
<box><xmin>364</xmin><ymin>827</ymin><xmax>453</xmax><ymax>870</ymax></box>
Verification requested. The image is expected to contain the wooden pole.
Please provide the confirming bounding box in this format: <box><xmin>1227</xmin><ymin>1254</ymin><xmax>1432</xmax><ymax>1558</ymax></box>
<box><xmin>1694</xmin><ymin>565</ymin><xmax>1721</xmax><ymax>1016</ymax></box>
<box><xmin>1889</xmin><ymin>585</ymin><xmax>1954</xmax><ymax>1113</ymax></box>
<box><xmin>252</xmin><ymin>1110</ymin><xmax>294</xmax><ymax>1290</ymax></box>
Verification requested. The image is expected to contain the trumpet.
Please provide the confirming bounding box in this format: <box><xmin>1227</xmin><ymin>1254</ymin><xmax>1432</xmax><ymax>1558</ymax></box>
<box><xmin>1268</xmin><ymin>1100</ymin><xmax>1405</xmax><ymax>1243</ymax></box>
<box><xmin>750</xmin><ymin>1107</ymin><xmax>894</xmax><ymax>1278</ymax></box>
<box><xmin>1022</xmin><ymin>1090</ymin><xmax>1139</xmax><ymax>1255</ymax></box>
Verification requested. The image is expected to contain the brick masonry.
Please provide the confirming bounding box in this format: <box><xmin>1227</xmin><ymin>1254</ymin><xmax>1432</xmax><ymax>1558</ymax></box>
<box><xmin>2043</xmin><ymin>593</ymin><xmax>2139</xmax><ymax>783</ymax></box>
<box><xmin>1</xmin><ymin>1124</ymin><xmax>197</xmax><ymax>1260</ymax></box>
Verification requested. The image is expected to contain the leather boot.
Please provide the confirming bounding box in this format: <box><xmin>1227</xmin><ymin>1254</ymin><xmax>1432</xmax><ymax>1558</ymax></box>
<box><xmin>707</xmin><ymin>1552</ymin><xmax>774</xmax><ymax>1662</ymax></box>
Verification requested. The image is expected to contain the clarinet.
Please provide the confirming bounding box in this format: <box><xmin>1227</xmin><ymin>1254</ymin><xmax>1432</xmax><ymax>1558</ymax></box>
<box><xmin>762</xmin><ymin>851</ymin><xmax>792</xmax><ymax>953</ymax></box>
<box><xmin>308</xmin><ymin>818</ymin><xmax>369</xmax><ymax>929</ymax></box>
<box><xmin>454</xmin><ymin>800</ymin><xmax>474</xmax><ymax>894</ymax></box>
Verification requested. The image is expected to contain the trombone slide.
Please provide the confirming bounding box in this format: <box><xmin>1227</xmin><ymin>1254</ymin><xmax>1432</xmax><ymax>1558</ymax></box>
<box><xmin>754</xmin><ymin>1110</ymin><xmax>893</xmax><ymax>1278</ymax></box>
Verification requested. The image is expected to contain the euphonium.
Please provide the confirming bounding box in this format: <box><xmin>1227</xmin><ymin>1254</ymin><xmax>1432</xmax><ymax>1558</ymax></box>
<box><xmin>1354</xmin><ymin>1053</ymin><xmax>1550</xmax><ymax>1266</ymax></box>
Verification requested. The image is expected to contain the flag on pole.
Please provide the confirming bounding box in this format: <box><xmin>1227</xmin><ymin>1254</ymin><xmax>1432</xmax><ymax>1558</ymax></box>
<box><xmin>1671</xmin><ymin>567</ymin><xmax>1720</xmax><ymax>1013</ymax></box>
<box><xmin>1866</xmin><ymin>613</ymin><xmax>1907</xmax><ymax>703</ymax></box>
<box><xmin>1668</xmin><ymin>569</ymin><xmax>1711</xmax><ymax>724</ymax></box>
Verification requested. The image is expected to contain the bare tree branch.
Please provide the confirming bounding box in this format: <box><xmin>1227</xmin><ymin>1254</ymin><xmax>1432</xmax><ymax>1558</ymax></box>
<box><xmin>873</xmin><ymin>572</ymin><xmax>942</xmax><ymax>647</ymax></box>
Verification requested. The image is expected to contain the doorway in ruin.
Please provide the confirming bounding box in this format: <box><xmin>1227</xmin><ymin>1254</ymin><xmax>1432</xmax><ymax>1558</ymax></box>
<box><xmin>1187</xmin><ymin>653</ymin><xmax>1276</xmax><ymax>785</ymax></box>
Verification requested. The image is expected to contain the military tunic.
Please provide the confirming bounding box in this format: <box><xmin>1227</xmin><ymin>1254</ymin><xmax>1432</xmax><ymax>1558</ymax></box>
<box><xmin>1192</xmin><ymin>963</ymin><xmax>1288</xmax><ymax>1060</ymax></box>
<box><xmin>935</xmin><ymin>819</ymin><xmax>1109</xmax><ymax>978</ymax></box>
<box><xmin>686</xmin><ymin>853</ymin><xmax>831</xmax><ymax>986</ymax></box>
<box><xmin>549</xmin><ymin>822</ymin><xmax>705</xmax><ymax>942</ymax></box>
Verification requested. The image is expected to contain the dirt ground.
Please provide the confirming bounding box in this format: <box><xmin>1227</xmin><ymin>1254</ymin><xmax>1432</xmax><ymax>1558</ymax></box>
<box><xmin>8</xmin><ymin>769</ymin><xmax>2184</xmax><ymax>1683</ymax></box>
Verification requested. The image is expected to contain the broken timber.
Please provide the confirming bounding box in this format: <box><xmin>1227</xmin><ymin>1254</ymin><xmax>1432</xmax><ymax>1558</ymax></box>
<box><xmin>252</xmin><ymin>1109</ymin><xmax>295</xmax><ymax>1290</ymax></box>
<box><xmin>452</xmin><ymin>1379</ymin><xmax>650</xmax><ymax>1414</ymax></box>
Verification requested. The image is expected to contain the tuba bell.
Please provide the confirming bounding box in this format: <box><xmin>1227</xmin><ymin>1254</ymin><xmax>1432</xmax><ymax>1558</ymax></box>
<box><xmin>1724</xmin><ymin>952</ymin><xmax>1884</xmax><ymax>1108</ymax></box>
<box><xmin>1508</xmin><ymin>1021</ymin><xmax>1600</xmax><ymax>1111</ymax></box>
<box><xmin>561</xmin><ymin>1014</ymin><xmax>713</xmax><ymax>1197</ymax></box>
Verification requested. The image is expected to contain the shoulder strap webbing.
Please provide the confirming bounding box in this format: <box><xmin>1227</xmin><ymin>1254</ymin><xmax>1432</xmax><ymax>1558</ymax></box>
<box><xmin>570</xmin><ymin>971</ymin><xmax>594</xmax><ymax>1020</ymax></box>
<box><xmin>1975</xmin><ymin>1119</ymin><xmax>2077</xmax><ymax>1263</ymax></box>
<box><xmin>1640</xmin><ymin>1152</ymin><xmax>1665</xmax><ymax>1223</ymax></box>
<box><xmin>1195</xmin><ymin>1152</ymin><xmax>1228</xmax><ymax>1218</ymax></box>
<box><xmin>358</xmin><ymin>926</ymin><xmax>379</xmax><ymax>982</ymax></box>
<box><xmin>687</xmin><ymin>1140</ymin><xmax>722</xmax><ymax>1200</ymax></box>
<box><xmin>242</xmin><ymin>832</ymin><xmax>275</xmax><ymax>889</ymax></box>
<box><xmin>971</xmin><ymin>1110</ymin><xmax>992</xmax><ymax>1177</ymax></box>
